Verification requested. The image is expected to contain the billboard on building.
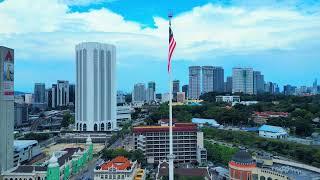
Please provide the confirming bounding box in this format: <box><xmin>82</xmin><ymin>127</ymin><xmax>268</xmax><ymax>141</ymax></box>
<box><xmin>2</xmin><ymin>49</ymin><xmax>14</xmax><ymax>100</ymax></box>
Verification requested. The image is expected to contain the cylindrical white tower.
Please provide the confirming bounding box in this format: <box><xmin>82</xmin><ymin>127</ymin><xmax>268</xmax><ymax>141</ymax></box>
<box><xmin>75</xmin><ymin>42</ymin><xmax>117</xmax><ymax>131</ymax></box>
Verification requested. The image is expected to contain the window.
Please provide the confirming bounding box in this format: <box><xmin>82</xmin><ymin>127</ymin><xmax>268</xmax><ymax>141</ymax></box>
<box><xmin>94</xmin><ymin>124</ymin><xmax>98</xmax><ymax>131</ymax></box>
<box><xmin>79</xmin><ymin>123</ymin><xmax>82</xmax><ymax>131</ymax></box>
<box><xmin>83</xmin><ymin>123</ymin><xmax>87</xmax><ymax>131</ymax></box>
<box><xmin>267</xmin><ymin>178</ymin><xmax>272</xmax><ymax>180</ymax></box>
<box><xmin>260</xmin><ymin>177</ymin><xmax>266</xmax><ymax>180</ymax></box>
<box><xmin>108</xmin><ymin>122</ymin><xmax>112</xmax><ymax>130</ymax></box>
<box><xmin>101</xmin><ymin>123</ymin><xmax>105</xmax><ymax>131</ymax></box>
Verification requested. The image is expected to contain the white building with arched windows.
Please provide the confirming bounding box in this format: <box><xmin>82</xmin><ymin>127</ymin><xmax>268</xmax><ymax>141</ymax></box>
<box><xmin>75</xmin><ymin>42</ymin><xmax>117</xmax><ymax>131</ymax></box>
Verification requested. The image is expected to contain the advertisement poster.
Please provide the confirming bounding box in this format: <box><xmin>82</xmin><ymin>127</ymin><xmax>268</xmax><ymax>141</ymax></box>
<box><xmin>2</xmin><ymin>50</ymin><xmax>14</xmax><ymax>100</ymax></box>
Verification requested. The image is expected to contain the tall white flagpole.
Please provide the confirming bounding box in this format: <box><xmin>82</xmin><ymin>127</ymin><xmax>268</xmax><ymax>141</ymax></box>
<box><xmin>168</xmin><ymin>13</ymin><xmax>174</xmax><ymax>180</ymax></box>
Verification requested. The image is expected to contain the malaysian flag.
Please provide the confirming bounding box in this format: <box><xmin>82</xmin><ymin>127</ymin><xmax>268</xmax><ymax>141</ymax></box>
<box><xmin>168</xmin><ymin>24</ymin><xmax>176</xmax><ymax>73</ymax></box>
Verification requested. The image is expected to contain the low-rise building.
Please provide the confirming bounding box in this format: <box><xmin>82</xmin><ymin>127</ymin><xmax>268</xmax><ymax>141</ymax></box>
<box><xmin>253</xmin><ymin>111</ymin><xmax>289</xmax><ymax>124</ymax></box>
<box><xmin>2</xmin><ymin>137</ymin><xmax>93</xmax><ymax>180</ymax></box>
<box><xmin>192</xmin><ymin>118</ymin><xmax>220</xmax><ymax>128</ymax></box>
<box><xmin>176</xmin><ymin>92</ymin><xmax>185</xmax><ymax>103</ymax></box>
<box><xmin>13</xmin><ymin>140</ymin><xmax>42</xmax><ymax>166</ymax></box>
<box><xmin>117</xmin><ymin>106</ymin><xmax>134</xmax><ymax>126</ymax></box>
<box><xmin>216</xmin><ymin>95</ymin><xmax>240</xmax><ymax>103</ymax></box>
<box><xmin>233</xmin><ymin>101</ymin><xmax>258</xmax><ymax>106</ymax></box>
<box><xmin>229</xmin><ymin>149</ymin><xmax>320</xmax><ymax>180</ymax></box>
<box><xmin>258</xmin><ymin>125</ymin><xmax>288</xmax><ymax>139</ymax></box>
<box><xmin>94</xmin><ymin>156</ymin><xmax>144</xmax><ymax>180</ymax></box>
<box><xmin>133</xmin><ymin>123</ymin><xmax>207</xmax><ymax>164</ymax></box>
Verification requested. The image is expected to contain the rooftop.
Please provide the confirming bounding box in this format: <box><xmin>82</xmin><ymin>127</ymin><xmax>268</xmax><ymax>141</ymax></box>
<box><xmin>100</xmin><ymin>156</ymin><xmax>133</xmax><ymax>171</ymax></box>
<box><xmin>133</xmin><ymin>123</ymin><xmax>197</xmax><ymax>133</ymax></box>
<box><xmin>259</xmin><ymin>125</ymin><xmax>287</xmax><ymax>133</ymax></box>
<box><xmin>192</xmin><ymin>118</ymin><xmax>219</xmax><ymax>126</ymax></box>
<box><xmin>14</xmin><ymin>140</ymin><xmax>38</xmax><ymax>152</ymax></box>
<box><xmin>158</xmin><ymin>162</ymin><xmax>210</xmax><ymax>179</ymax></box>
<box><xmin>12</xmin><ymin>165</ymin><xmax>47</xmax><ymax>173</ymax></box>
<box><xmin>231</xmin><ymin>149</ymin><xmax>255</xmax><ymax>164</ymax></box>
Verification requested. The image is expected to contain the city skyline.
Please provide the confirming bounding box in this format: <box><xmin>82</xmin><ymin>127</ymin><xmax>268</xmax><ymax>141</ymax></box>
<box><xmin>1</xmin><ymin>0</ymin><xmax>320</xmax><ymax>93</ymax></box>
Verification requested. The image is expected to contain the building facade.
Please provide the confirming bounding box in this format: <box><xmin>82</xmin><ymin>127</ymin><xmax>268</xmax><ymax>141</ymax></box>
<box><xmin>57</xmin><ymin>80</ymin><xmax>69</xmax><ymax>107</ymax></box>
<box><xmin>13</xmin><ymin>140</ymin><xmax>41</xmax><ymax>166</ymax></box>
<box><xmin>14</xmin><ymin>103</ymin><xmax>29</xmax><ymax>127</ymax></box>
<box><xmin>202</xmin><ymin>66</ymin><xmax>214</xmax><ymax>93</ymax></box>
<box><xmin>94</xmin><ymin>156</ymin><xmax>145</xmax><ymax>180</ymax></box>
<box><xmin>0</xmin><ymin>46</ymin><xmax>14</xmax><ymax>171</ymax></box>
<box><xmin>75</xmin><ymin>42</ymin><xmax>117</xmax><ymax>131</ymax></box>
<box><xmin>225</xmin><ymin>76</ymin><xmax>233</xmax><ymax>93</ymax></box>
<box><xmin>133</xmin><ymin>123</ymin><xmax>207</xmax><ymax>164</ymax></box>
<box><xmin>229</xmin><ymin>150</ymin><xmax>257</xmax><ymax>180</ymax></box>
<box><xmin>232</xmin><ymin>67</ymin><xmax>254</xmax><ymax>94</ymax></box>
<box><xmin>69</xmin><ymin>84</ymin><xmax>75</xmax><ymax>106</ymax></box>
<box><xmin>182</xmin><ymin>85</ymin><xmax>189</xmax><ymax>99</ymax></box>
<box><xmin>176</xmin><ymin>92</ymin><xmax>185</xmax><ymax>103</ymax></box>
<box><xmin>34</xmin><ymin>83</ymin><xmax>46</xmax><ymax>103</ymax></box>
<box><xmin>253</xmin><ymin>71</ymin><xmax>264</xmax><ymax>94</ymax></box>
<box><xmin>133</xmin><ymin>83</ymin><xmax>146</xmax><ymax>103</ymax></box>
<box><xmin>51</xmin><ymin>84</ymin><xmax>57</xmax><ymax>108</ymax></box>
<box><xmin>215</xmin><ymin>95</ymin><xmax>240</xmax><ymax>103</ymax></box>
<box><xmin>172</xmin><ymin>80</ymin><xmax>180</xmax><ymax>101</ymax></box>
<box><xmin>213</xmin><ymin>66</ymin><xmax>224</xmax><ymax>92</ymax></box>
<box><xmin>189</xmin><ymin>66</ymin><xmax>201</xmax><ymax>99</ymax></box>
<box><xmin>2</xmin><ymin>138</ymin><xmax>93</xmax><ymax>180</ymax></box>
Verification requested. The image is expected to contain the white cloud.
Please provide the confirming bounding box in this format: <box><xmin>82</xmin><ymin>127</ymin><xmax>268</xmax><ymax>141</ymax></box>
<box><xmin>0</xmin><ymin>0</ymin><xmax>319</xmax><ymax>63</ymax></box>
<box><xmin>61</xmin><ymin>0</ymin><xmax>116</xmax><ymax>6</ymax></box>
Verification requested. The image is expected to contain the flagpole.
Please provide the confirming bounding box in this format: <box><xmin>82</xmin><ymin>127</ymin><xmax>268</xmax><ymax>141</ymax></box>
<box><xmin>168</xmin><ymin>12</ymin><xmax>174</xmax><ymax>180</ymax></box>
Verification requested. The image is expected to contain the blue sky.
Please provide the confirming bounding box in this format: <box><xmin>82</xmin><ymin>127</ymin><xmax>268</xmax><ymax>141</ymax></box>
<box><xmin>0</xmin><ymin>0</ymin><xmax>320</xmax><ymax>93</ymax></box>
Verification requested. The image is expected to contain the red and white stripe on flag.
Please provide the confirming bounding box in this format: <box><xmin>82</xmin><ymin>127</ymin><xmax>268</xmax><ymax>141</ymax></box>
<box><xmin>168</xmin><ymin>26</ymin><xmax>176</xmax><ymax>73</ymax></box>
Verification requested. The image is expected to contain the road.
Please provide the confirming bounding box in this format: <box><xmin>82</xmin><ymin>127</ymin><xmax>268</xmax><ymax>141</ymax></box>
<box><xmin>71</xmin><ymin>157</ymin><xmax>98</xmax><ymax>180</ymax></box>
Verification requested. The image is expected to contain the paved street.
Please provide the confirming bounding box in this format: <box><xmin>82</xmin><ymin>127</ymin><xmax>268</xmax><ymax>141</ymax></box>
<box><xmin>71</xmin><ymin>157</ymin><xmax>98</xmax><ymax>180</ymax></box>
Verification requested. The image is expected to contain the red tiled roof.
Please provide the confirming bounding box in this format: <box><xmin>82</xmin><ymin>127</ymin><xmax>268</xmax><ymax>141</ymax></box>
<box><xmin>133</xmin><ymin>123</ymin><xmax>197</xmax><ymax>133</ymax></box>
<box><xmin>100</xmin><ymin>156</ymin><xmax>132</xmax><ymax>171</ymax></box>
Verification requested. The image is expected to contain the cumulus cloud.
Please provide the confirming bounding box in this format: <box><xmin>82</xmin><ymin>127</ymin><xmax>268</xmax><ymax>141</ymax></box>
<box><xmin>61</xmin><ymin>0</ymin><xmax>116</xmax><ymax>6</ymax></box>
<box><xmin>0</xmin><ymin>0</ymin><xmax>319</xmax><ymax>63</ymax></box>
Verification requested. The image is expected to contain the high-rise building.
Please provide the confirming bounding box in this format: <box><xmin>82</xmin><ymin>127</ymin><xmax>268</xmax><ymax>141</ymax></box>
<box><xmin>213</xmin><ymin>66</ymin><xmax>224</xmax><ymax>92</ymax></box>
<box><xmin>146</xmin><ymin>81</ymin><xmax>156</xmax><ymax>103</ymax></box>
<box><xmin>253</xmin><ymin>71</ymin><xmax>265</xmax><ymax>94</ymax></box>
<box><xmin>0</xmin><ymin>46</ymin><xmax>14</xmax><ymax>171</ymax></box>
<box><xmin>57</xmin><ymin>80</ymin><xmax>69</xmax><ymax>107</ymax></box>
<box><xmin>34</xmin><ymin>83</ymin><xmax>45</xmax><ymax>103</ymax></box>
<box><xmin>133</xmin><ymin>83</ymin><xmax>146</xmax><ymax>103</ymax></box>
<box><xmin>51</xmin><ymin>84</ymin><xmax>57</xmax><ymax>108</ymax></box>
<box><xmin>146</xmin><ymin>88</ymin><xmax>155</xmax><ymax>103</ymax></box>
<box><xmin>202</xmin><ymin>66</ymin><xmax>214</xmax><ymax>93</ymax></box>
<box><xmin>148</xmin><ymin>81</ymin><xmax>156</xmax><ymax>92</ymax></box>
<box><xmin>172</xmin><ymin>80</ymin><xmax>180</xmax><ymax>101</ymax></box>
<box><xmin>24</xmin><ymin>94</ymin><xmax>33</xmax><ymax>104</ymax></box>
<box><xmin>45</xmin><ymin>88</ymin><xmax>52</xmax><ymax>108</ymax></box>
<box><xmin>172</xmin><ymin>80</ymin><xmax>180</xmax><ymax>94</ymax></box>
<box><xmin>117</xmin><ymin>91</ymin><xmax>126</xmax><ymax>104</ymax></box>
<box><xmin>225</xmin><ymin>76</ymin><xmax>233</xmax><ymax>93</ymax></box>
<box><xmin>232</xmin><ymin>67</ymin><xmax>254</xmax><ymax>94</ymax></box>
<box><xmin>14</xmin><ymin>103</ymin><xmax>29</xmax><ymax>127</ymax></box>
<box><xmin>182</xmin><ymin>85</ymin><xmax>189</xmax><ymax>99</ymax></box>
<box><xmin>75</xmin><ymin>42</ymin><xmax>117</xmax><ymax>131</ymax></box>
<box><xmin>265</xmin><ymin>82</ymin><xmax>278</xmax><ymax>94</ymax></box>
<box><xmin>189</xmin><ymin>66</ymin><xmax>201</xmax><ymax>99</ymax></box>
<box><xmin>283</xmin><ymin>85</ymin><xmax>296</xmax><ymax>95</ymax></box>
<box><xmin>313</xmin><ymin>79</ymin><xmax>318</xmax><ymax>95</ymax></box>
<box><xmin>69</xmin><ymin>84</ymin><xmax>75</xmax><ymax>105</ymax></box>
